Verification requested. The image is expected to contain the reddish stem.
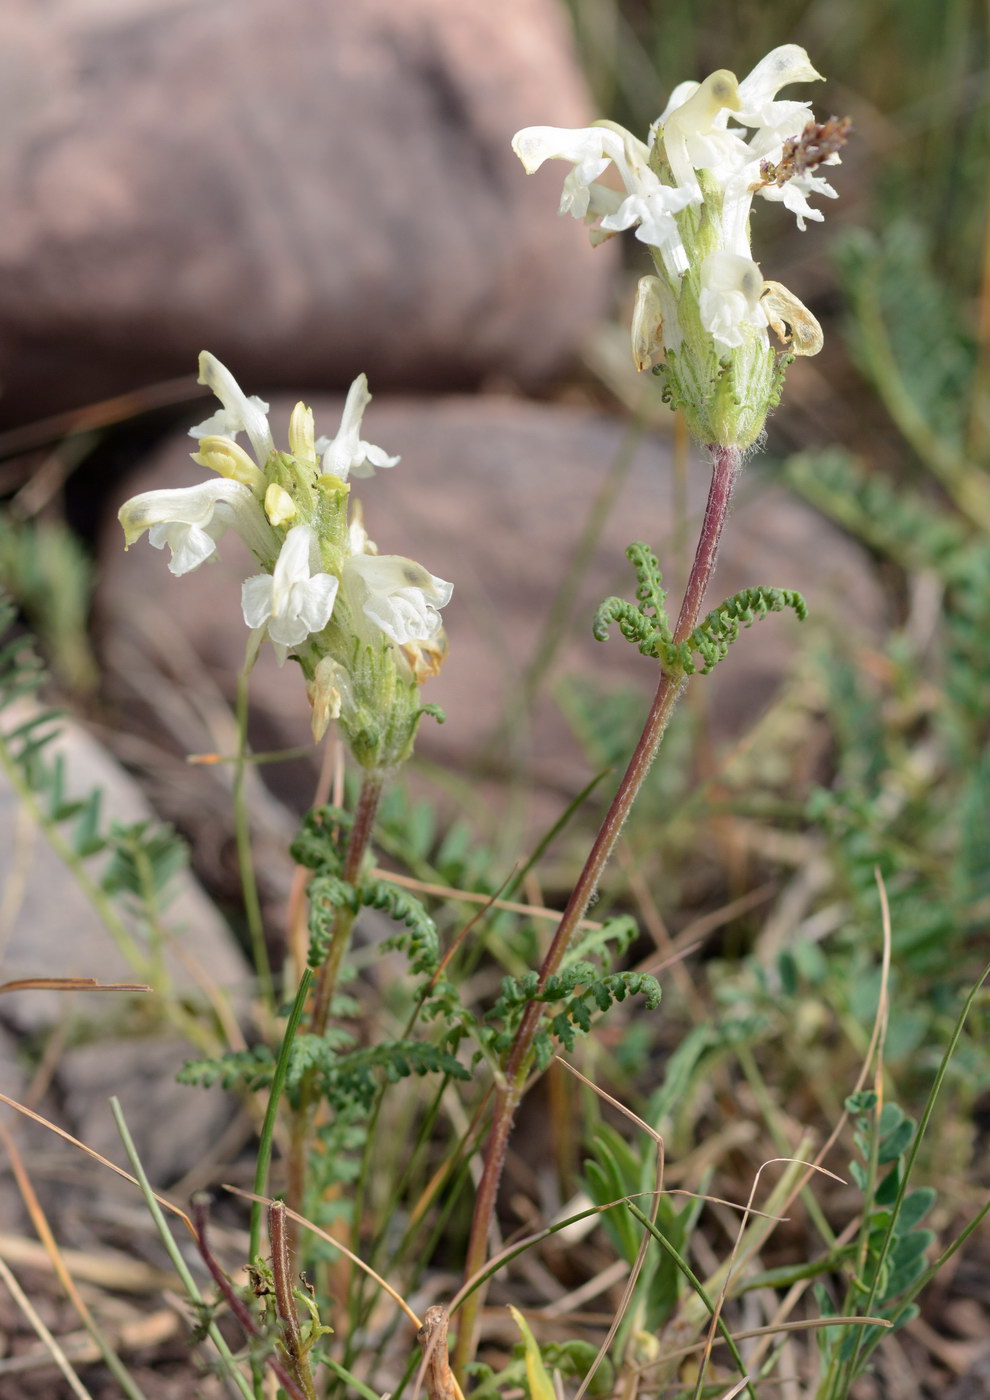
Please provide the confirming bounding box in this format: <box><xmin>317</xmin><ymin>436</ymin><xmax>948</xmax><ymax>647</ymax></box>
<box><xmin>289</xmin><ymin>769</ymin><xmax>385</xmax><ymax>1251</ymax></box>
<box><xmin>452</xmin><ymin>442</ymin><xmax>742</xmax><ymax>1377</ymax></box>
<box><xmin>192</xmin><ymin>1196</ymin><xmax>308</xmax><ymax>1400</ymax></box>
<box><xmin>309</xmin><ymin>769</ymin><xmax>385</xmax><ymax>1037</ymax></box>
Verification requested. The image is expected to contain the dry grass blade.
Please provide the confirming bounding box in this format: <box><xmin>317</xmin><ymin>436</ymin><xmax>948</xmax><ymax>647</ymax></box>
<box><xmin>735</xmin><ymin>867</ymin><xmax>894</xmax><ymax>1379</ymax></box>
<box><xmin>0</xmin><ymin>1115</ymin><xmax>115</xmax><ymax>1323</ymax></box>
<box><xmin>0</xmin><ymin>1253</ymin><xmax>96</xmax><ymax>1400</ymax></box>
<box><xmin>0</xmin><ymin>1115</ymin><xmax>157</xmax><ymax>1400</ymax></box>
<box><xmin>633</xmin><ymin>1312</ymin><xmax>893</xmax><ymax>1374</ymax></box>
<box><xmin>225</xmin><ymin>1185</ymin><xmax>419</xmax><ymax>1322</ymax></box>
<box><xmin>0</xmin><ymin>1233</ymin><xmax>175</xmax><ymax>1294</ymax></box>
<box><xmin>0</xmin><ymin>1311</ymin><xmax>179</xmax><ymax>1376</ymax></box>
<box><xmin>0</xmin><ymin>976</ymin><xmax>152</xmax><ymax>994</ymax></box>
<box><xmin>553</xmin><ymin>1056</ymin><xmax>665</xmax><ymax>1400</ymax></box>
<box><xmin>225</xmin><ymin>1187</ymin><xmax>468</xmax><ymax>1400</ymax></box>
<box><xmin>370</xmin><ymin>865</ymin><xmax>604</xmax><ymax>929</ymax></box>
<box><xmin>0</xmin><ymin>1090</ymin><xmax>195</xmax><ymax>1235</ymax></box>
<box><xmin>695</xmin><ymin>1153</ymin><xmax>845</xmax><ymax>1397</ymax></box>
<box><xmin>0</xmin><ymin>375</ymin><xmax>201</xmax><ymax>457</ymax></box>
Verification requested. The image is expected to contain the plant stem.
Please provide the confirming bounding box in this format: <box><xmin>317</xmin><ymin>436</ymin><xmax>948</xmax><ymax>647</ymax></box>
<box><xmin>234</xmin><ymin>655</ymin><xmax>275</xmax><ymax>1011</ymax></box>
<box><xmin>453</xmin><ymin>441</ymin><xmax>742</xmax><ymax>1377</ymax></box>
<box><xmin>249</xmin><ymin>969</ymin><xmax>313</xmax><ymax>1268</ymax></box>
<box><xmin>309</xmin><ymin>769</ymin><xmax>385</xmax><ymax>1037</ymax></box>
<box><xmin>192</xmin><ymin>1196</ymin><xmax>308</xmax><ymax>1400</ymax></box>
<box><xmin>270</xmin><ymin>1201</ymin><xmax>318</xmax><ymax>1400</ymax></box>
<box><xmin>286</xmin><ymin>769</ymin><xmax>386</xmax><ymax>1241</ymax></box>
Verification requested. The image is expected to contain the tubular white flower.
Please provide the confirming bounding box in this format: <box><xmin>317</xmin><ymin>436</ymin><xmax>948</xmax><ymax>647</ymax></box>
<box><xmin>661</xmin><ymin>70</ymin><xmax>747</xmax><ymax>194</ymax></box>
<box><xmin>511</xmin><ymin>45</ymin><xmax>842</xmax><ymax>445</ymax></box>
<box><xmin>288</xmin><ymin>401</ymin><xmax>318</xmax><ymax>468</ymax></box>
<box><xmin>718</xmin><ymin>45</ymin><xmax>833</xmax><ymax>252</ymax></box>
<box><xmin>190</xmin><ymin>352</ymin><xmax>275</xmax><ymax>467</ymax></box>
<box><xmin>699</xmin><ymin>252</ymin><xmax>768</xmax><ymax>353</ymax></box>
<box><xmin>511</xmin><ymin>125</ymin><xmax>627</xmax><ymax>218</ymax></box>
<box><xmin>512</xmin><ymin>121</ymin><xmax>697</xmax><ymax>269</ymax></box>
<box><xmin>118</xmin><ymin>479</ymin><xmax>276</xmax><ymax>576</ymax></box>
<box><xmin>759</xmin><ymin>170</ymin><xmax>838</xmax><ymax>230</ymax></box>
<box><xmin>316</xmin><ymin>374</ymin><xmax>400</xmax><ymax>481</ymax></box>
<box><xmin>347</xmin><ymin>499</ymin><xmax>377</xmax><ymax>557</ymax></box>
<box><xmin>241</xmin><ymin>524</ymin><xmax>339</xmax><ymax>665</ymax></box>
<box><xmin>343</xmin><ymin>553</ymin><xmax>452</xmax><ymax>647</ymax></box>
<box><xmin>600</xmin><ymin>169</ymin><xmax>697</xmax><ymax>274</ymax></box>
<box><xmin>762</xmin><ymin>281</ymin><xmax>824</xmax><ymax>356</ymax></box>
<box><xmin>306</xmin><ymin>656</ymin><xmax>354</xmax><ymax>742</ymax></box>
<box><xmin>658</xmin><ymin>80</ymin><xmax>700</xmax><ymax>126</ymax></box>
<box><xmin>736</xmin><ymin>45</ymin><xmax>823</xmax><ymax>124</ymax></box>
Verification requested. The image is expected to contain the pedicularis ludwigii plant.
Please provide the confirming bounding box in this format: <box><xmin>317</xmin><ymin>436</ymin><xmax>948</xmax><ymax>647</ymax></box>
<box><xmin>119</xmin><ymin>354</ymin><xmax>451</xmax><ymax>772</ymax></box>
<box><xmin>455</xmin><ymin>47</ymin><xmax>850</xmax><ymax>1375</ymax></box>
<box><xmin>111</xmin><ymin>42</ymin><xmax>857</xmax><ymax>1393</ymax></box>
<box><xmin>513</xmin><ymin>43</ymin><xmax>848</xmax><ymax>448</ymax></box>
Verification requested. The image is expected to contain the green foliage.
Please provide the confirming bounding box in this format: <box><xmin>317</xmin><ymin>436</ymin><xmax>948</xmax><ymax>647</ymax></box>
<box><xmin>306</xmin><ymin>872</ymin><xmax>361</xmax><ymax>967</ymax></box>
<box><xmin>101</xmin><ymin>820</ymin><xmax>188</xmax><ymax>904</ymax></box>
<box><xmin>180</xmin><ymin>1029</ymin><xmax>467</xmax><ymax>1109</ymax></box>
<box><xmin>0</xmin><ymin>513</ymin><xmax>98</xmax><ymax>692</ymax></box>
<box><xmin>835</xmin><ymin>221</ymin><xmax>975</xmax><ymax>451</ymax></box>
<box><xmin>686</xmin><ymin>586</ymin><xmax>808</xmax><ymax>673</ymax></box>
<box><xmin>469</xmin><ymin>1332</ymin><xmax>614</xmax><ymax>1400</ymax></box>
<box><xmin>178</xmin><ymin>1044</ymin><xmax>279</xmax><ymax>1092</ymax></box>
<box><xmin>816</xmin><ymin>1093</ymin><xmax>936</xmax><ymax>1389</ymax></box>
<box><xmin>362</xmin><ymin>878</ymin><xmax>440</xmax><ymax>975</ymax></box>
<box><xmin>485</xmin><ymin>952</ymin><xmax>661</xmax><ymax>1072</ymax></box>
<box><xmin>594</xmin><ymin>543</ymin><xmax>806</xmax><ymax>675</ymax></box>
<box><xmin>582</xmin><ymin>1120</ymin><xmax>701</xmax><ymax>1355</ymax></box>
<box><xmin>0</xmin><ymin>598</ymin><xmax>190</xmax><ymax>960</ymax></box>
<box><xmin>290</xmin><ymin>805</ymin><xmax>353</xmax><ymax>872</ymax></box>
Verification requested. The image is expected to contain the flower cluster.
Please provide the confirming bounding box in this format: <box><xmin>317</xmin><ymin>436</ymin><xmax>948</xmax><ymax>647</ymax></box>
<box><xmin>513</xmin><ymin>45</ymin><xmax>847</xmax><ymax>448</ymax></box>
<box><xmin>119</xmin><ymin>353</ymin><xmax>452</xmax><ymax>769</ymax></box>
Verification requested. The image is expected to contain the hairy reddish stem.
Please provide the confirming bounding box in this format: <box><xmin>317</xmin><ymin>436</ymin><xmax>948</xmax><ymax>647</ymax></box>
<box><xmin>309</xmin><ymin>770</ymin><xmax>385</xmax><ymax>1037</ymax></box>
<box><xmin>288</xmin><ymin>769</ymin><xmax>385</xmax><ymax>1248</ymax></box>
<box><xmin>192</xmin><ymin>1196</ymin><xmax>308</xmax><ymax>1400</ymax></box>
<box><xmin>452</xmin><ymin>442</ymin><xmax>742</xmax><ymax>1377</ymax></box>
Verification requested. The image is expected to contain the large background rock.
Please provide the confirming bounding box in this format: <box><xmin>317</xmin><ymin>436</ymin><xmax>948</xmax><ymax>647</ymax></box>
<box><xmin>0</xmin><ymin>0</ymin><xmax>615</xmax><ymax>424</ymax></box>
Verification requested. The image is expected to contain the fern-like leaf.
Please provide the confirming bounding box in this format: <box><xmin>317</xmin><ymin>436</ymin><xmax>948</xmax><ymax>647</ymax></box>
<box><xmin>593</xmin><ymin>597</ymin><xmax>659</xmax><ymax>655</ymax></box>
<box><xmin>178</xmin><ymin>1045</ymin><xmax>277</xmax><ymax>1091</ymax></box>
<box><xmin>626</xmin><ymin>542</ymin><xmax>671</xmax><ymax>640</ymax></box>
<box><xmin>290</xmin><ymin>805</ymin><xmax>353</xmax><ymax>872</ymax></box>
<box><xmin>361</xmin><ymin>878</ymin><xmax>440</xmax><ymax>975</ymax></box>
<box><xmin>307</xmin><ymin>872</ymin><xmax>361</xmax><ymax>968</ymax></box>
<box><xmin>686</xmin><ymin>586</ymin><xmax>808</xmax><ymax>674</ymax></box>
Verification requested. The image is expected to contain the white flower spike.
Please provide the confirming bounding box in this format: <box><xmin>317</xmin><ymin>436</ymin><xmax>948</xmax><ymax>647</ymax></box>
<box><xmin>241</xmin><ymin>524</ymin><xmax>339</xmax><ymax>665</ymax></box>
<box><xmin>317</xmin><ymin>375</ymin><xmax>400</xmax><ymax>482</ymax></box>
<box><xmin>343</xmin><ymin>554</ymin><xmax>452</xmax><ymax>647</ymax></box>
<box><xmin>511</xmin><ymin>44</ymin><xmax>845</xmax><ymax>448</ymax></box>
<box><xmin>118</xmin><ymin>478</ymin><xmax>276</xmax><ymax>576</ymax></box>
<box><xmin>190</xmin><ymin>352</ymin><xmax>275</xmax><ymax>467</ymax></box>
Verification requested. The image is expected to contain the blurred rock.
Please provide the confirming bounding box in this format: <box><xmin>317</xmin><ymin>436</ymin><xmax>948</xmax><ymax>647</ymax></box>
<box><xmin>0</xmin><ymin>711</ymin><xmax>251</xmax><ymax>1033</ymax></box>
<box><xmin>99</xmin><ymin>392</ymin><xmax>887</xmax><ymax>812</ymax></box>
<box><xmin>0</xmin><ymin>711</ymin><xmax>251</xmax><ymax>1183</ymax></box>
<box><xmin>0</xmin><ymin>0</ymin><xmax>615</xmax><ymax>424</ymax></box>
<box><xmin>56</xmin><ymin>1036</ymin><xmax>237</xmax><ymax>1187</ymax></box>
